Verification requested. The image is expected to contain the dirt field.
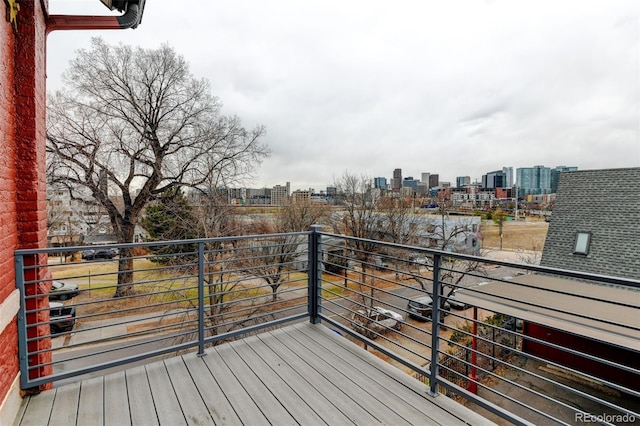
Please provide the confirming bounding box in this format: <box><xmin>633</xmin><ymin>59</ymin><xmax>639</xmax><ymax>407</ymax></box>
<box><xmin>480</xmin><ymin>219</ymin><xmax>548</xmax><ymax>252</ymax></box>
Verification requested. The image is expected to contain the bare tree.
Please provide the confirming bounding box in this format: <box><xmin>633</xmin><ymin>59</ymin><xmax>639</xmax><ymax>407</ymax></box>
<box><xmin>241</xmin><ymin>198</ymin><xmax>330</xmax><ymax>302</ymax></box>
<box><xmin>408</xmin><ymin>202</ymin><xmax>487</xmax><ymax>307</ymax></box>
<box><xmin>376</xmin><ymin>195</ymin><xmax>421</xmax><ymax>278</ymax></box>
<box><xmin>46</xmin><ymin>38</ymin><xmax>269</xmax><ymax>297</ymax></box>
<box><xmin>332</xmin><ymin>172</ymin><xmax>381</xmax><ymax>307</ymax></box>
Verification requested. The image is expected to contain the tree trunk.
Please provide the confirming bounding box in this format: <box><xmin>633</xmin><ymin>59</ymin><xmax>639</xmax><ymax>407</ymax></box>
<box><xmin>114</xmin><ymin>225</ymin><xmax>136</xmax><ymax>298</ymax></box>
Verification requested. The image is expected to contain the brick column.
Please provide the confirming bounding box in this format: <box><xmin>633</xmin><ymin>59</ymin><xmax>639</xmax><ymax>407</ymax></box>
<box><xmin>14</xmin><ymin>0</ymin><xmax>52</xmax><ymax>391</ymax></box>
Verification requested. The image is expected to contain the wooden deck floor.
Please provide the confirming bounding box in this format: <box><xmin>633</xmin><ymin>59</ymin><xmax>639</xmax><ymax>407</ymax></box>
<box><xmin>14</xmin><ymin>322</ymin><xmax>495</xmax><ymax>425</ymax></box>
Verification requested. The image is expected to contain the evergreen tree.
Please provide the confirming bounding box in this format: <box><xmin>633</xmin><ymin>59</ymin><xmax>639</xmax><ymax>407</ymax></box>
<box><xmin>142</xmin><ymin>188</ymin><xmax>200</xmax><ymax>263</ymax></box>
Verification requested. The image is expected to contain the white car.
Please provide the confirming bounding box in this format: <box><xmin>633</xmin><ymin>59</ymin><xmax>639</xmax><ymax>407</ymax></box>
<box><xmin>351</xmin><ymin>306</ymin><xmax>404</xmax><ymax>339</ymax></box>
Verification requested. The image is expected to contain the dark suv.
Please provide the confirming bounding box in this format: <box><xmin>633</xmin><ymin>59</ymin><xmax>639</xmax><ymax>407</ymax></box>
<box><xmin>49</xmin><ymin>302</ymin><xmax>76</xmax><ymax>334</ymax></box>
<box><xmin>82</xmin><ymin>247</ymin><xmax>118</xmax><ymax>260</ymax></box>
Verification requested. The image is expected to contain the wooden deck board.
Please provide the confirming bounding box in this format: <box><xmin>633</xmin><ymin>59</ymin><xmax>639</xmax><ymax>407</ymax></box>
<box><xmin>199</xmin><ymin>346</ymin><xmax>271</xmax><ymax>426</ymax></box>
<box><xmin>77</xmin><ymin>376</ymin><xmax>104</xmax><ymax>426</ymax></box>
<box><xmin>294</xmin><ymin>323</ymin><xmax>470</xmax><ymax>425</ymax></box>
<box><xmin>275</xmin><ymin>326</ymin><xmax>413</xmax><ymax>425</ymax></box>
<box><xmin>180</xmin><ymin>353</ymin><xmax>243</xmax><ymax>426</ymax></box>
<box><xmin>104</xmin><ymin>371</ymin><xmax>131</xmax><ymax>426</ymax></box>
<box><xmin>245</xmin><ymin>334</ymin><xmax>356</xmax><ymax>425</ymax></box>
<box><xmin>163</xmin><ymin>356</ymin><xmax>217</xmax><ymax>425</ymax></box>
<box><xmin>214</xmin><ymin>342</ymin><xmax>298</xmax><ymax>425</ymax></box>
<box><xmin>15</xmin><ymin>323</ymin><xmax>497</xmax><ymax>426</ymax></box>
<box><xmin>258</xmin><ymin>328</ymin><xmax>381</xmax><ymax>425</ymax></box>
<box><xmin>125</xmin><ymin>365</ymin><xmax>159</xmax><ymax>426</ymax></box>
<box><xmin>49</xmin><ymin>381</ymin><xmax>80</xmax><ymax>426</ymax></box>
<box><xmin>145</xmin><ymin>361</ymin><xmax>186</xmax><ymax>425</ymax></box>
<box><xmin>299</xmin><ymin>325</ymin><xmax>496</xmax><ymax>426</ymax></box>
<box><xmin>15</xmin><ymin>387</ymin><xmax>54</xmax><ymax>426</ymax></box>
<box><xmin>229</xmin><ymin>338</ymin><xmax>327</xmax><ymax>425</ymax></box>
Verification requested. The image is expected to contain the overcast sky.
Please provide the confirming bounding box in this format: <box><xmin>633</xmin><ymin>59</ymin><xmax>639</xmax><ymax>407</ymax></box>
<box><xmin>47</xmin><ymin>1</ymin><xmax>640</xmax><ymax>191</ymax></box>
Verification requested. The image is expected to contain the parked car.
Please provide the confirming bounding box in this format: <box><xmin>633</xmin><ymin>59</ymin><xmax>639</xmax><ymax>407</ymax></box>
<box><xmin>49</xmin><ymin>302</ymin><xmax>76</xmax><ymax>334</ymax></box>
<box><xmin>447</xmin><ymin>289</ymin><xmax>470</xmax><ymax>310</ymax></box>
<box><xmin>501</xmin><ymin>316</ymin><xmax>523</xmax><ymax>332</ymax></box>
<box><xmin>407</xmin><ymin>296</ymin><xmax>451</xmax><ymax>321</ymax></box>
<box><xmin>48</xmin><ymin>280</ymin><xmax>79</xmax><ymax>301</ymax></box>
<box><xmin>351</xmin><ymin>306</ymin><xmax>403</xmax><ymax>339</ymax></box>
<box><xmin>82</xmin><ymin>247</ymin><xmax>118</xmax><ymax>260</ymax></box>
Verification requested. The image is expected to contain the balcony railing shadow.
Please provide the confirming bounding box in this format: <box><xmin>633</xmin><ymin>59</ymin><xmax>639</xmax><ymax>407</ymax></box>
<box><xmin>14</xmin><ymin>226</ymin><xmax>640</xmax><ymax>425</ymax></box>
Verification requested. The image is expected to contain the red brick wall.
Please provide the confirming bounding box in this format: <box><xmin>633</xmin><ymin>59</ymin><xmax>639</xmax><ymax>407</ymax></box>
<box><xmin>0</xmin><ymin>0</ymin><xmax>20</xmax><ymax>406</ymax></box>
<box><xmin>0</xmin><ymin>0</ymin><xmax>51</xmax><ymax>404</ymax></box>
<box><xmin>17</xmin><ymin>0</ymin><xmax>52</xmax><ymax>390</ymax></box>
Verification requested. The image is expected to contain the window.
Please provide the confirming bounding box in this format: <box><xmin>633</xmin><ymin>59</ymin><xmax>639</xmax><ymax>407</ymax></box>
<box><xmin>573</xmin><ymin>231</ymin><xmax>591</xmax><ymax>255</ymax></box>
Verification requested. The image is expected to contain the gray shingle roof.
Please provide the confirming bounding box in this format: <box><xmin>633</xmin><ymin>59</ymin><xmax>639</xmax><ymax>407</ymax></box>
<box><xmin>540</xmin><ymin>167</ymin><xmax>640</xmax><ymax>280</ymax></box>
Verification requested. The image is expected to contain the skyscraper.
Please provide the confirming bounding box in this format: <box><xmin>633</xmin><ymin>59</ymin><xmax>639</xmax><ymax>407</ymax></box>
<box><xmin>502</xmin><ymin>167</ymin><xmax>514</xmax><ymax>187</ymax></box>
<box><xmin>516</xmin><ymin>166</ymin><xmax>552</xmax><ymax>197</ymax></box>
<box><xmin>429</xmin><ymin>174</ymin><xmax>439</xmax><ymax>189</ymax></box>
<box><xmin>392</xmin><ymin>168</ymin><xmax>402</xmax><ymax>190</ymax></box>
<box><xmin>374</xmin><ymin>177</ymin><xmax>388</xmax><ymax>189</ymax></box>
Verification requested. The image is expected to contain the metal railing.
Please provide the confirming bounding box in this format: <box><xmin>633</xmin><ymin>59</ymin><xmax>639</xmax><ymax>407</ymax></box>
<box><xmin>15</xmin><ymin>226</ymin><xmax>640</xmax><ymax>425</ymax></box>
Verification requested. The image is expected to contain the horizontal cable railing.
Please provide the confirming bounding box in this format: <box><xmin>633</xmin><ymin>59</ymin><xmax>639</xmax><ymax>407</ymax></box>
<box><xmin>314</xmin><ymin>231</ymin><xmax>640</xmax><ymax>426</ymax></box>
<box><xmin>16</xmin><ymin>233</ymin><xmax>312</xmax><ymax>388</ymax></box>
<box><xmin>15</xmin><ymin>227</ymin><xmax>640</xmax><ymax>425</ymax></box>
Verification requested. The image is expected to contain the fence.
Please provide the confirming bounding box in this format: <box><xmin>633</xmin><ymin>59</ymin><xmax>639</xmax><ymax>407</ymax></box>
<box><xmin>15</xmin><ymin>226</ymin><xmax>640</xmax><ymax>425</ymax></box>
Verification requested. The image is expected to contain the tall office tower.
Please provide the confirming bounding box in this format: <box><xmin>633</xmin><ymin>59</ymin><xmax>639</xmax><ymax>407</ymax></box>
<box><xmin>502</xmin><ymin>167</ymin><xmax>514</xmax><ymax>187</ymax></box>
<box><xmin>421</xmin><ymin>172</ymin><xmax>430</xmax><ymax>185</ymax></box>
<box><xmin>392</xmin><ymin>168</ymin><xmax>402</xmax><ymax>190</ymax></box>
<box><xmin>374</xmin><ymin>177</ymin><xmax>388</xmax><ymax>189</ymax></box>
<box><xmin>516</xmin><ymin>166</ymin><xmax>552</xmax><ymax>197</ymax></box>
<box><xmin>429</xmin><ymin>174</ymin><xmax>439</xmax><ymax>189</ymax></box>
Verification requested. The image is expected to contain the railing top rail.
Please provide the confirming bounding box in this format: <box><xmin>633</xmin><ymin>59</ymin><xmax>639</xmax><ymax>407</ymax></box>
<box><xmin>14</xmin><ymin>231</ymin><xmax>311</xmax><ymax>256</ymax></box>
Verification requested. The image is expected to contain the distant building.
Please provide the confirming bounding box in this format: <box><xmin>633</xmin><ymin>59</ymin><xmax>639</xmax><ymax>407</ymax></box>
<box><xmin>421</xmin><ymin>172</ymin><xmax>430</xmax><ymax>186</ymax></box>
<box><xmin>502</xmin><ymin>167</ymin><xmax>514</xmax><ymax>187</ymax></box>
<box><xmin>271</xmin><ymin>182</ymin><xmax>290</xmax><ymax>206</ymax></box>
<box><xmin>456</xmin><ymin>176</ymin><xmax>471</xmax><ymax>188</ymax></box>
<box><xmin>374</xmin><ymin>177</ymin><xmax>387</xmax><ymax>189</ymax></box>
<box><xmin>47</xmin><ymin>183</ymin><xmax>113</xmax><ymax>246</ymax></box>
<box><xmin>291</xmin><ymin>189</ymin><xmax>311</xmax><ymax>204</ymax></box>
<box><xmin>516</xmin><ymin>165</ymin><xmax>551</xmax><ymax>197</ymax></box>
<box><xmin>429</xmin><ymin>174</ymin><xmax>439</xmax><ymax>189</ymax></box>
<box><xmin>482</xmin><ymin>170</ymin><xmax>507</xmax><ymax>189</ymax></box>
<box><xmin>392</xmin><ymin>168</ymin><xmax>402</xmax><ymax>190</ymax></box>
<box><xmin>402</xmin><ymin>177</ymin><xmax>419</xmax><ymax>192</ymax></box>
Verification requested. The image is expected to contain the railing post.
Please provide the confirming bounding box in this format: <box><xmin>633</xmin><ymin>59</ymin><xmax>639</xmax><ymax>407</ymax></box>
<box><xmin>197</xmin><ymin>241</ymin><xmax>206</xmax><ymax>356</ymax></box>
<box><xmin>308</xmin><ymin>225</ymin><xmax>322</xmax><ymax>324</ymax></box>
<box><xmin>429</xmin><ymin>253</ymin><xmax>442</xmax><ymax>396</ymax></box>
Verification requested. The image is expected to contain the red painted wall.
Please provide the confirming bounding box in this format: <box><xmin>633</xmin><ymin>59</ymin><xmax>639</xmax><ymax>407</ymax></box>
<box><xmin>0</xmin><ymin>0</ymin><xmax>52</xmax><ymax>404</ymax></box>
<box><xmin>523</xmin><ymin>322</ymin><xmax>640</xmax><ymax>392</ymax></box>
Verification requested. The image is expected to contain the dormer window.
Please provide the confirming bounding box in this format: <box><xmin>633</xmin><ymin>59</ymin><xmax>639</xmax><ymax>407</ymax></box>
<box><xmin>573</xmin><ymin>231</ymin><xmax>591</xmax><ymax>255</ymax></box>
